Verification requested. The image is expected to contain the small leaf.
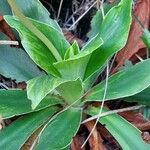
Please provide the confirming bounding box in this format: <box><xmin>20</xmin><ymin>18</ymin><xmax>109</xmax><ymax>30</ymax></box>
<box><xmin>0</xmin><ymin>106</ymin><xmax>59</xmax><ymax>150</ymax></box>
<box><xmin>54</xmin><ymin>37</ymin><xmax>103</xmax><ymax>80</ymax></box>
<box><xmin>87</xmin><ymin>107</ymin><xmax>150</xmax><ymax>150</ymax></box>
<box><xmin>0</xmin><ymin>33</ymin><xmax>44</xmax><ymax>82</ymax></box>
<box><xmin>64</xmin><ymin>41</ymin><xmax>80</xmax><ymax>60</ymax></box>
<box><xmin>57</xmin><ymin>78</ymin><xmax>83</xmax><ymax>104</ymax></box>
<box><xmin>27</xmin><ymin>75</ymin><xmax>69</xmax><ymax>109</ymax></box>
<box><xmin>54</xmin><ymin>55</ymin><xmax>90</xmax><ymax>80</ymax></box>
<box><xmin>0</xmin><ymin>90</ymin><xmax>62</xmax><ymax>119</ymax></box>
<box><xmin>88</xmin><ymin>0</ymin><xmax>120</xmax><ymax>39</ymax></box>
<box><xmin>85</xmin><ymin>59</ymin><xmax>150</xmax><ymax>102</ymax></box>
<box><xmin>141</xmin><ymin>28</ymin><xmax>150</xmax><ymax>49</ymax></box>
<box><xmin>35</xmin><ymin>107</ymin><xmax>82</xmax><ymax>150</ymax></box>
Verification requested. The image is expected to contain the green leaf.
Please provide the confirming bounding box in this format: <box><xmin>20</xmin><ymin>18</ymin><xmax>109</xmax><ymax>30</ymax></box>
<box><xmin>141</xmin><ymin>28</ymin><xmax>150</xmax><ymax>49</ymax></box>
<box><xmin>85</xmin><ymin>59</ymin><xmax>150</xmax><ymax>102</ymax></box>
<box><xmin>125</xmin><ymin>87</ymin><xmax>150</xmax><ymax>106</ymax></box>
<box><xmin>84</xmin><ymin>0</ymin><xmax>132</xmax><ymax>80</ymax></box>
<box><xmin>88</xmin><ymin>0</ymin><xmax>120</xmax><ymax>39</ymax></box>
<box><xmin>54</xmin><ymin>37</ymin><xmax>103</xmax><ymax>80</ymax></box>
<box><xmin>57</xmin><ymin>78</ymin><xmax>83</xmax><ymax>104</ymax></box>
<box><xmin>0</xmin><ymin>106</ymin><xmax>59</xmax><ymax>150</ymax></box>
<box><xmin>35</xmin><ymin>107</ymin><xmax>82</xmax><ymax>150</ymax></box>
<box><xmin>27</xmin><ymin>75</ymin><xmax>70</xmax><ymax>109</ymax></box>
<box><xmin>83</xmin><ymin>67</ymin><xmax>104</xmax><ymax>91</ymax></box>
<box><xmin>0</xmin><ymin>33</ymin><xmax>44</xmax><ymax>82</ymax></box>
<box><xmin>0</xmin><ymin>0</ymin><xmax>60</xmax><ymax>31</ymax></box>
<box><xmin>0</xmin><ymin>90</ymin><xmax>62</xmax><ymax>119</ymax></box>
<box><xmin>6</xmin><ymin>0</ymin><xmax>62</xmax><ymax>62</ymax></box>
<box><xmin>54</xmin><ymin>55</ymin><xmax>91</xmax><ymax>80</ymax></box>
<box><xmin>4</xmin><ymin>16</ymin><xmax>70</xmax><ymax>76</ymax></box>
<box><xmin>87</xmin><ymin>107</ymin><xmax>150</xmax><ymax>150</ymax></box>
<box><xmin>14</xmin><ymin>0</ymin><xmax>61</xmax><ymax>31</ymax></box>
<box><xmin>64</xmin><ymin>41</ymin><xmax>80</xmax><ymax>60</ymax></box>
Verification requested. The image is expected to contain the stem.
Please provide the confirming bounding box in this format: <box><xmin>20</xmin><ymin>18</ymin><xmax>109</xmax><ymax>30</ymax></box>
<box><xmin>82</xmin><ymin>105</ymin><xmax>144</xmax><ymax>124</ymax></box>
<box><xmin>81</xmin><ymin>62</ymin><xmax>109</xmax><ymax>148</ymax></box>
<box><xmin>57</xmin><ymin>0</ymin><xmax>64</xmax><ymax>21</ymax></box>
<box><xmin>100</xmin><ymin>0</ymin><xmax>105</xmax><ymax>19</ymax></box>
<box><xmin>7</xmin><ymin>0</ymin><xmax>62</xmax><ymax>62</ymax></box>
<box><xmin>0</xmin><ymin>40</ymin><xmax>19</xmax><ymax>45</ymax></box>
<box><xmin>68</xmin><ymin>1</ymin><xmax>97</xmax><ymax>30</ymax></box>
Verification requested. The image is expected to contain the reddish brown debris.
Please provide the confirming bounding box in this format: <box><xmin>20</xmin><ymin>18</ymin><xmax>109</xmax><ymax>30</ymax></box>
<box><xmin>141</xmin><ymin>132</ymin><xmax>150</xmax><ymax>144</ymax></box>
<box><xmin>17</xmin><ymin>82</ymin><xmax>27</xmax><ymax>90</ymax></box>
<box><xmin>119</xmin><ymin>111</ymin><xmax>150</xmax><ymax>131</ymax></box>
<box><xmin>0</xmin><ymin>16</ymin><xmax>16</xmax><ymax>41</ymax></box>
<box><xmin>63</xmin><ymin>29</ymin><xmax>84</xmax><ymax>47</ymax></box>
<box><xmin>71</xmin><ymin>135</ymin><xmax>86</xmax><ymax>150</ymax></box>
<box><xmin>97</xmin><ymin>124</ymin><xmax>121</xmax><ymax>150</ymax></box>
<box><xmin>85</xmin><ymin>121</ymin><xmax>107</xmax><ymax>150</ymax></box>
<box><xmin>112</xmin><ymin>0</ymin><xmax>150</xmax><ymax>73</ymax></box>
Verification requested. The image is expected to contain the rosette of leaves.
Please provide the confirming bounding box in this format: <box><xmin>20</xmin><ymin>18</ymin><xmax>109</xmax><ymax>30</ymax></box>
<box><xmin>0</xmin><ymin>0</ymin><xmax>150</xmax><ymax>149</ymax></box>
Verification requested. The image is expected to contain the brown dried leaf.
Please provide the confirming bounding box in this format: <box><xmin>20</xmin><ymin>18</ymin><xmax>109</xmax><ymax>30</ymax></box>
<box><xmin>141</xmin><ymin>132</ymin><xmax>150</xmax><ymax>144</ymax></box>
<box><xmin>17</xmin><ymin>82</ymin><xmax>27</xmax><ymax>90</ymax></box>
<box><xmin>63</xmin><ymin>29</ymin><xmax>84</xmax><ymax>47</ymax></box>
<box><xmin>119</xmin><ymin>111</ymin><xmax>150</xmax><ymax>131</ymax></box>
<box><xmin>97</xmin><ymin>124</ymin><xmax>121</xmax><ymax>150</ymax></box>
<box><xmin>112</xmin><ymin>0</ymin><xmax>150</xmax><ymax>73</ymax></box>
<box><xmin>71</xmin><ymin>135</ymin><xmax>85</xmax><ymax>150</ymax></box>
<box><xmin>0</xmin><ymin>16</ymin><xmax>16</xmax><ymax>40</ymax></box>
<box><xmin>85</xmin><ymin>121</ymin><xmax>107</xmax><ymax>150</ymax></box>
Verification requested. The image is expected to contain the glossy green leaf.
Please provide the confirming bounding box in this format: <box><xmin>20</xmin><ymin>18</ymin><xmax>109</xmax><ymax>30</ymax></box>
<box><xmin>8</xmin><ymin>0</ymin><xmax>63</xmax><ymax>63</ymax></box>
<box><xmin>54</xmin><ymin>55</ymin><xmax>91</xmax><ymax>80</ymax></box>
<box><xmin>83</xmin><ymin>67</ymin><xmax>104</xmax><ymax>91</ymax></box>
<box><xmin>87</xmin><ymin>107</ymin><xmax>150</xmax><ymax>150</ymax></box>
<box><xmin>54</xmin><ymin>37</ymin><xmax>103</xmax><ymax>80</ymax></box>
<box><xmin>85</xmin><ymin>59</ymin><xmax>150</xmax><ymax>102</ymax></box>
<box><xmin>141</xmin><ymin>28</ymin><xmax>150</xmax><ymax>49</ymax></box>
<box><xmin>84</xmin><ymin>0</ymin><xmax>132</xmax><ymax>80</ymax></box>
<box><xmin>27</xmin><ymin>75</ymin><xmax>71</xmax><ymax>109</ymax></box>
<box><xmin>35</xmin><ymin>107</ymin><xmax>82</xmax><ymax>150</ymax></box>
<box><xmin>81</xmin><ymin>36</ymin><xmax>105</xmax><ymax>90</ymax></box>
<box><xmin>0</xmin><ymin>0</ymin><xmax>60</xmax><ymax>31</ymax></box>
<box><xmin>0</xmin><ymin>90</ymin><xmax>62</xmax><ymax>119</ymax></box>
<box><xmin>0</xmin><ymin>106</ymin><xmax>59</xmax><ymax>150</ymax></box>
<box><xmin>88</xmin><ymin>0</ymin><xmax>120</xmax><ymax>39</ymax></box>
<box><xmin>64</xmin><ymin>41</ymin><xmax>80</xmax><ymax>60</ymax></box>
<box><xmin>57</xmin><ymin>78</ymin><xmax>83</xmax><ymax>104</ymax></box>
<box><xmin>0</xmin><ymin>33</ymin><xmax>44</xmax><ymax>82</ymax></box>
<box><xmin>4</xmin><ymin>16</ymin><xmax>70</xmax><ymax>76</ymax></box>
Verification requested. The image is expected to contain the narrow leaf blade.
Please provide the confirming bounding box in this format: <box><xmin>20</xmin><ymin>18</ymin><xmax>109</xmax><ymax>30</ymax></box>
<box><xmin>0</xmin><ymin>90</ymin><xmax>61</xmax><ymax>119</ymax></box>
<box><xmin>84</xmin><ymin>0</ymin><xmax>132</xmax><ymax>80</ymax></box>
<box><xmin>85</xmin><ymin>59</ymin><xmax>150</xmax><ymax>102</ymax></box>
<box><xmin>27</xmin><ymin>75</ymin><xmax>68</xmax><ymax>109</ymax></box>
